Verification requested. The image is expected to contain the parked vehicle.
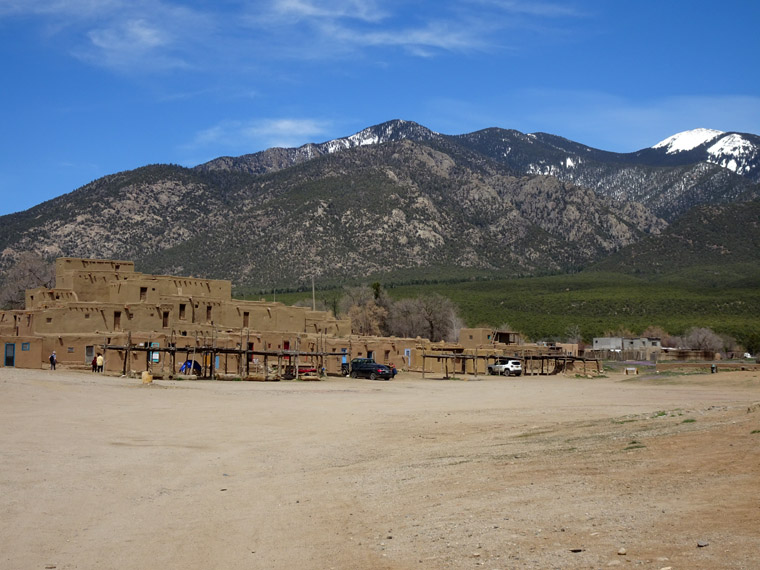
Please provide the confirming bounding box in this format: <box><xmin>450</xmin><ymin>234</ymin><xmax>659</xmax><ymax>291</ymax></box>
<box><xmin>344</xmin><ymin>358</ymin><xmax>393</xmax><ymax>380</ymax></box>
<box><xmin>487</xmin><ymin>358</ymin><xmax>522</xmax><ymax>376</ymax></box>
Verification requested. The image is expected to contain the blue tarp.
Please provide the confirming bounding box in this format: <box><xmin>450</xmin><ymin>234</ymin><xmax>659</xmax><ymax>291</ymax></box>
<box><xmin>179</xmin><ymin>360</ymin><xmax>202</xmax><ymax>374</ymax></box>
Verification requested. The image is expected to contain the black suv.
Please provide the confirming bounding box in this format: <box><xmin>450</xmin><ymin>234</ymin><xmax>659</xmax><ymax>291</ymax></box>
<box><xmin>343</xmin><ymin>358</ymin><xmax>393</xmax><ymax>380</ymax></box>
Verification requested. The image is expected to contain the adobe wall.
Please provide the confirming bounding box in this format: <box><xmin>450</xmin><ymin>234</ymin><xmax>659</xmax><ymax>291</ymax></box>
<box><xmin>1</xmin><ymin>337</ymin><xmax>43</xmax><ymax>369</ymax></box>
<box><xmin>459</xmin><ymin>328</ymin><xmax>495</xmax><ymax>349</ymax></box>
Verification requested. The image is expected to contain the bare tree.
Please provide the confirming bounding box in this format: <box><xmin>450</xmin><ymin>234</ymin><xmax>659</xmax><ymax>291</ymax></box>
<box><xmin>641</xmin><ymin>325</ymin><xmax>675</xmax><ymax>347</ymax></box>
<box><xmin>340</xmin><ymin>284</ymin><xmax>461</xmax><ymax>342</ymax></box>
<box><xmin>683</xmin><ymin>327</ymin><xmax>723</xmax><ymax>352</ymax></box>
<box><xmin>387</xmin><ymin>298</ymin><xmax>427</xmax><ymax>338</ymax></box>
<box><xmin>347</xmin><ymin>301</ymin><xmax>387</xmax><ymax>336</ymax></box>
<box><xmin>0</xmin><ymin>253</ymin><xmax>55</xmax><ymax>309</ymax></box>
<box><xmin>417</xmin><ymin>294</ymin><xmax>460</xmax><ymax>342</ymax></box>
<box><xmin>338</xmin><ymin>285</ymin><xmax>374</xmax><ymax>317</ymax></box>
<box><xmin>564</xmin><ymin>324</ymin><xmax>583</xmax><ymax>344</ymax></box>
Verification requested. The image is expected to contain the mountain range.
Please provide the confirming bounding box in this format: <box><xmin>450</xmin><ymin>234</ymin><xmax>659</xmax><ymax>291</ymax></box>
<box><xmin>1</xmin><ymin>120</ymin><xmax>758</xmax><ymax>290</ymax></box>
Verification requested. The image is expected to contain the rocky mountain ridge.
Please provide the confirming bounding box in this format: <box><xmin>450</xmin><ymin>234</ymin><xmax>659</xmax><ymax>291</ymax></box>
<box><xmin>198</xmin><ymin>120</ymin><xmax>760</xmax><ymax>222</ymax></box>
<box><xmin>0</xmin><ymin>120</ymin><xmax>757</xmax><ymax>289</ymax></box>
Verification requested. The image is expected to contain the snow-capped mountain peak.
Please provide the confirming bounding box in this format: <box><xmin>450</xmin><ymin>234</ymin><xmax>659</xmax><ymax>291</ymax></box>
<box><xmin>323</xmin><ymin>120</ymin><xmax>439</xmax><ymax>154</ymax></box>
<box><xmin>652</xmin><ymin>128</ymin><xmax>724</xmax><ymax>154</ymax></box>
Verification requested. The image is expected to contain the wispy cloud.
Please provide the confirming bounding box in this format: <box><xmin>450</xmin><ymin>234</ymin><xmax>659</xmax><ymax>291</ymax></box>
<box><xmin>2</xmin><ymin>0</ymin><xmax>211</xmax><ymax>72</ymax></box>
<box><xmin>469</xmin><ymin>0</ymin><xmax>584</xmax><ymax>18</ymax></box>
<box><xmin>185</xmin><ymin>118</ymin><xmax>333</xmax><ymax>154</ymax></box>
<box><xmin>267</xmin><ymin>0</ymin><xmax>388</xmax><ymax>23</ymax></box>
<box><xmin>2</xmin><ymin>0</ymin><xmax>586</xmax><ymax>74</ymax></box>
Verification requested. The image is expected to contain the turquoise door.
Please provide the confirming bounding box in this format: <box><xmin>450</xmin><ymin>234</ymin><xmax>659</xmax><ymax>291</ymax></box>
<box><xmin>4</xmin><ymin>343</ymin><xmax>15</xmax><ymax>367</ymax></box>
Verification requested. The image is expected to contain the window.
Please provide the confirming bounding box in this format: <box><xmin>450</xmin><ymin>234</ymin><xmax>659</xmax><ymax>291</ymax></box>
<box><xmin>162</xmin><ymin>311</ymin><xmax>169</xmax><ymax>328</ymax></box>
<box><xmin>22</xmin><ymin>343</ymin><xmax>30</xmax><ymax>351</ymax></box>
<box><xmin>46</xmin><ymin>317</ymin><xmax>52</xmax><ymax>323</ymax></box>
<box><xmin>179</xmin><ymin>303</ymin><xmax>186</xmax><ymax>320</ymax></box>
<box><xmin>206</xmin><ymin>305</ymin><xmax>212</xmax><ymax>322</ymax></box>
<box><xmin>84</xmin><ymin>313</ymin><xmax>90</xmax><ymax>319</ymax></box>
<box><xmin>243</xmin><ymin>311</ymin><xmax>249</xmax><ymax>328</ymax></box>
<box><xmin>114</xmin><ymin>311</ymin><xmax>121</xmax><ymax>330</ymax></box>
<box><xmin>140</xmin><ymin>287</ymin><xmax>147</xmax><ymax>301</ymax></box>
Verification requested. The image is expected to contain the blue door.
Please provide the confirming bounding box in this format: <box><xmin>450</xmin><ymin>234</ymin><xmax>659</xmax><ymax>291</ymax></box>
<box><xmin>4</xmin><ymin>343</ymin><xmax>15</xmax><ymax>367</ymax></box>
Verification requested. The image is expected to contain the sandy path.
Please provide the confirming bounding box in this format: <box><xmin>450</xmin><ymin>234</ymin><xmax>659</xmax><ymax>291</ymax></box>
<box><xmin>1</xmin><ymin>367</ymin><xmax>759</xmax><ymax>569</ymax></box>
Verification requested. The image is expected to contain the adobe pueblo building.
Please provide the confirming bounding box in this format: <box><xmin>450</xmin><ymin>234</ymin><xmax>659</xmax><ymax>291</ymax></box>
<box><xmin>1</xmin><ymin>257</ymin><xmax>583</xmax><ymax>378</ymax></box>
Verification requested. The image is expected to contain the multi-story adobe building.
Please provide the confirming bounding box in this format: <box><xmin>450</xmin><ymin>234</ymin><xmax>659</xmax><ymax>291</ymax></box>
<box><xmin>1</xmin><ymin>257</ymin><xmax>577</xmax><ymax>377</ymax></box>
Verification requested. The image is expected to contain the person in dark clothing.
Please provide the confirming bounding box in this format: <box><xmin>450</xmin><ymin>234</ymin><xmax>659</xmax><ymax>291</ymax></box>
<box><xmin>91</xmin><ymin>356</ymin><xmax>97</xmax><ymax>372</ymax></box>
<box><xmin>49</xmin><ymin>351</ymin><xmax>57</xmax><ymax>370</ymax></box>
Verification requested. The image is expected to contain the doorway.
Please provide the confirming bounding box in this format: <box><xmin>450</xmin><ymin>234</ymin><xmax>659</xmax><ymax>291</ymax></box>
<box><xmin>4</xmin><ymin>343</ymin><xmax>15</xmax><ymax>367</ymax></box>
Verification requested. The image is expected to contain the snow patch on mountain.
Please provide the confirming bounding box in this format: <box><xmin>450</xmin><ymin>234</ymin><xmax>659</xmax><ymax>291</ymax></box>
<box><xmin>707</xmin><ymin>134</ymin><xmax>758</xmax><ymax>174</ymax></box>
<box><xmin>322</xmin><ymin>120</ymin><xmax>438</xmax><ymax>155</ymax></box>
<box><xmin>707</xmin><ymin>134</ymin><xmax>754</xmax><ymax>158</ymax></box>
<box><xmin>652</xmin><ymin>128</ymin><xmax>724</xmax><ymax>154</ymax></box>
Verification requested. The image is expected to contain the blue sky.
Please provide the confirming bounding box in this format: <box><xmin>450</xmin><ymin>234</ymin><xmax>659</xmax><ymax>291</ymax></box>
<box><xmin>1</xmin><ymin>0</ymin><xmax>759</xmax><ymax>216</ymax></box>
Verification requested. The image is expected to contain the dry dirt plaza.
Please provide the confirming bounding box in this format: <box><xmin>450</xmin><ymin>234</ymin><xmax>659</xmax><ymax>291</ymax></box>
<box><xmin>1</xmin><ymin>366</ymin><xmax>759</xmax><ymax>570</ymax></box>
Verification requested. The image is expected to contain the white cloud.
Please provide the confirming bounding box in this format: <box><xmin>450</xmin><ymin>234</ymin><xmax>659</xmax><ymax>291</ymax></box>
<box><xmin>469</xmin><ymin>0</ymin><xmax>584</xmax><ymax>18</ymax></box>
<box><xmin>3</xmin><ymin>0</ymin><xmax>211</xmax><ymax>72</ymax></box>
<box><xmin>268</xmin><ymin>0</ymin><xmax>387</xmax><ymax>23</ymax></box>
<box><xmin>0</xmin><ymin>0</ymin><xmax>123</xmax><ymax>18</ymax></box>
<box><xmin>3</xmin><ymin>0</ymin><xmax>588</xmax><ymax>75</ymax></box>
<box><xmin>185</xmin><ymin>118</ymin><xmax>333</xmax><ymax>155</ymax></box>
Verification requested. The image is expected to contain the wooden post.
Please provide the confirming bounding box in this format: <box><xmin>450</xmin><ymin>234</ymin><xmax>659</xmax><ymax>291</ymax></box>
<box><xmin>295</xmin><ymin>338</ymin><xmax>300</xmax><ymax>381</ymax></box>
<box><xmin>246</xmin><ymin>331</ymin><xmax>251</xmax><ymax>377</ymax></box>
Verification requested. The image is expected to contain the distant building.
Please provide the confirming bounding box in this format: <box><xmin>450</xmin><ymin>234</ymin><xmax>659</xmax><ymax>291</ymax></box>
<box><xmin>591</xmin><ymin>336</ymin><xmax>662</xmax><ymax>360</ymax></box>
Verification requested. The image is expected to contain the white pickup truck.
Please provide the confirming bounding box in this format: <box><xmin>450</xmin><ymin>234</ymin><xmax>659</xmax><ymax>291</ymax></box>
<box><xmin>487</xmin><ymin>358</ymin><xmax>522</xmax><ymax>376</ymax></box>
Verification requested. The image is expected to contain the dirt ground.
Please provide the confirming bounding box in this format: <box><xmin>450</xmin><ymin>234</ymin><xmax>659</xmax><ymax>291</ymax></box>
<box><xmin>1</xmin><ymin>367</ymin><xmax>759</xmax><ymax>570</ymax></box>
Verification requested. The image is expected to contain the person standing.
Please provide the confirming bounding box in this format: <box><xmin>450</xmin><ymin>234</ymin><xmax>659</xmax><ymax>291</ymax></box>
<box><xmin>49</xmin><ymin>351</ymin><xmax>57</xmax><ymax>370</ymax></box>
<box><xmin>96</xmin><ymin>353</ymin><xmax>104</xmax><ymax>373</ymax></box>
<box><xmin>91</xmin><ymin>355</ymin><xmax>97</xmax><ymax>372</ymax></box>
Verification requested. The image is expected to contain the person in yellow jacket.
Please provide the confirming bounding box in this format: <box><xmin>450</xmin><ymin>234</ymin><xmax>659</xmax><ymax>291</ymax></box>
<box><xmin>96</xmin><ymin>353</ymin><xmax>104</xmax><ymax>373</ymax></box>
